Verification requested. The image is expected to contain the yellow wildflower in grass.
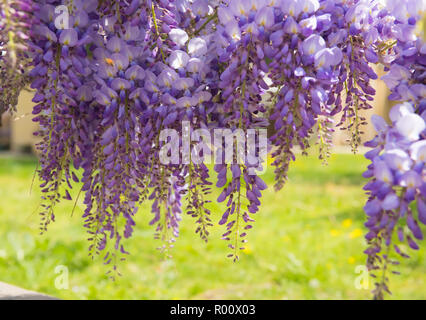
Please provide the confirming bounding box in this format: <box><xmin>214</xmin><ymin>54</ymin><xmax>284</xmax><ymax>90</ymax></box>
<box><xmin>242</xmin><ymin>245</ymin><xmax>253</xmax><ymax>255</ymax></box>
<box><xmin>342</xmin><ymin>218</ymin><xmax>352</xmax><ymax>228</ymax></box>
<box><xmin>330</xmin><ymin>229</ymin><xmax>341</xmax><ymax>237</ymax></box>
<box><xmin>347</xmin><ymin>257</ymin><xmax>356</xmax><ymax>264</ymax></box>
<box><xmin>281</xmin><ymin>235</ymin><xmax>291</xmax><ymax>242</ymax></box>
<box><xmin>349</xmin><ymin>228</ymin><xmax>363</xmax><ymax>239</ymax></box>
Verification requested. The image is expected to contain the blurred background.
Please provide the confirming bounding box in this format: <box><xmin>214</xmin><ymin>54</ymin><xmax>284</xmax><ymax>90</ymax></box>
<box><xmin>0</xmin><ymin>67</ymin><xmax>425</xmax><ymax>300</ymax></box>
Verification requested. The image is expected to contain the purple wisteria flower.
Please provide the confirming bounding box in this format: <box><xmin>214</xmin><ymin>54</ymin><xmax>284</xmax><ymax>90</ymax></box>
<box><xmin>0</xmin><ymin>0</ymin><xmax>422</xmax><ymax>297</ymax></box>
<box><xmin>0</xmin><ymin>0</ymin><xmax>34</xmax><ymax>122</ymax></box>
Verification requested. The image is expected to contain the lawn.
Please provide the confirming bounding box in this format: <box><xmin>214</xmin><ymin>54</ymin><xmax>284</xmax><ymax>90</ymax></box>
<box><xmin>0</xmin><ymin>153</ymin><xmax>424</xmax><ymax>299</ymax></box>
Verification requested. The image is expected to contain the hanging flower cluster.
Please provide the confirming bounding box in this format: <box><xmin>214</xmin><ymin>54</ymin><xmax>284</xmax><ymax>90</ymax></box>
<box><xmin>0</xmin><ymin>0</ymin><xmax>34</xmax><ymax>123</ymax></box>
<box><xmin>364</xmin><ymin>104</ymin><xmax>425</xmax><ymax>299</ymax></box>
<box><xmin>361</xmin><ymin>0</ymin><xmax>426</xmax><ymax>299</ymax></box>
<box><xmin>0</xmin><ymin>0</ymin><xmax>425</xmax><ymax>297</ymax></box>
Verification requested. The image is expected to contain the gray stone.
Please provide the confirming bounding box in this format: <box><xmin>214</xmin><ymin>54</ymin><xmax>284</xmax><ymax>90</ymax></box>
<box><xmin>0</xmin><ymin>281</ymin><xmax>58</xmax><ymax>300</ymax></box>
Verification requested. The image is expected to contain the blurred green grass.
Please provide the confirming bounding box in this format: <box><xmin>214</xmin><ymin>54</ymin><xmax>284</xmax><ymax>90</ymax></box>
<box><xmin>0</xmin><ymin>153</ymin><xmax>424</xmax><ymax>300</ymax></box>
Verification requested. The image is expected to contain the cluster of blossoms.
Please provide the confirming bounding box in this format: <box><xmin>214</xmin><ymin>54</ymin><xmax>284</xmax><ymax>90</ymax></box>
<box><xmin>364</xmin><ymin>104</ymin><xmax>425</xmax><ymax>299</ymax></box>
<box><xmin>0</xmin><ymin>0</ymin><xmax>33</xmax><ymax>123</ymax></box>
<box><xmin>359</xmin><ymin>0</ymin><xmax>426</xmax><ymax>299</ymax></box>
<box><xmin>28</xmin><ymin>0</ymin><xmax>225</xmax><ymax>271</ymax></box>
<box><xmin>0</xmin><ymin>0</ymin><xmax>425</xmax><ymax>297</ymax></box>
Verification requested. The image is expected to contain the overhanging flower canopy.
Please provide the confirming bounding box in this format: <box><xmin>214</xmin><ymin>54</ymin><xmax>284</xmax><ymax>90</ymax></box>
<box><xmin>0</xmin><ymin>0</ymin><xmax>425</xmax><ymax>299</ymax></box>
